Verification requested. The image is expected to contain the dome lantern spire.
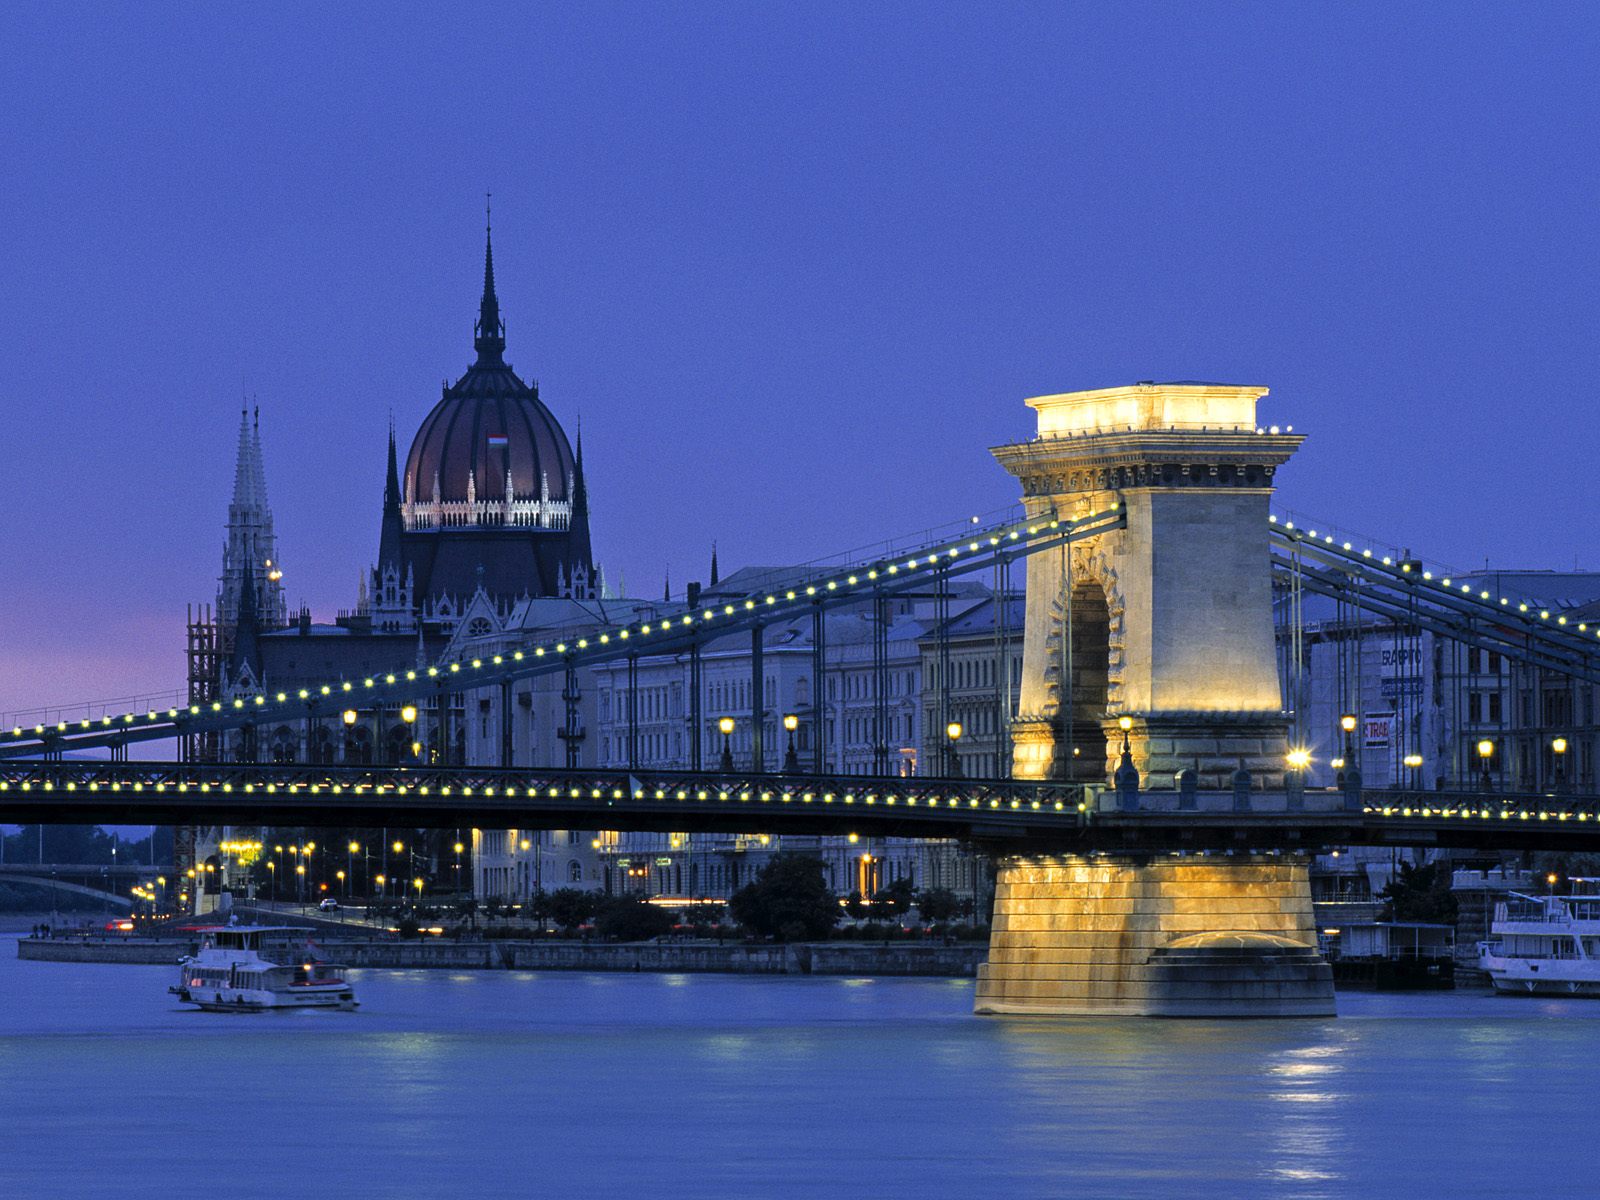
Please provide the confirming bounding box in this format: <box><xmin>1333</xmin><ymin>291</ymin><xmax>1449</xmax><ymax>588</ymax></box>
<box><xmin>474</xmin><ymin>194</ymin><xmax>506</xmax><ymax>366</ymax></box>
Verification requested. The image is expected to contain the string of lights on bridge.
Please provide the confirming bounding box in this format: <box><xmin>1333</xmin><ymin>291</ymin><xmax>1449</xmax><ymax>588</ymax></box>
<box><xmin>1270</xmin><ymin>514</ymin><xmax>1600</xmax><ymax>643</ymax></box>
<box><xmin>3</xmin><ymin>505</ymin><xmax>1125</xmax><ymax>754</ymax></box>
<box><xmin>0</xmin><ymin>774</ymin><xmax>1084</xmax><ymax>815</ymax></box>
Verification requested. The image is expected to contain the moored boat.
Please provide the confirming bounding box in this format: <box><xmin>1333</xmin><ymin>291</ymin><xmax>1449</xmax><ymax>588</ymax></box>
<box><xmin>170</xmin><ymin>926</ymin><xmax>358</xmax><ymax>1012</ymax></box>
<box><xmin>1479</xmin><ymin>892</ymin><xmax>1600</xmax><ymax>996</ymax></box>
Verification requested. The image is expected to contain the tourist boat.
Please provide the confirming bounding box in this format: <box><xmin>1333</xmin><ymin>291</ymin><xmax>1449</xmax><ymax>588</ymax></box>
<box><xmin>170</xmin><ymin>925</ymin><xmax>358</xmax><ymax>1011</ymax></box>
<box><xmin>1478</xmin><ymin>892</ymin><xmax>1600</xmax><ymax>996</ymax></box>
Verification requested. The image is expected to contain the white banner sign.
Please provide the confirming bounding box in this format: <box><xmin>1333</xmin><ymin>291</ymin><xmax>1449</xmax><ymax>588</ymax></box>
<box><xmin>1364</xmin><ymin>712</ymin><xmax>1395</xmax><ymax>748</ymax></box>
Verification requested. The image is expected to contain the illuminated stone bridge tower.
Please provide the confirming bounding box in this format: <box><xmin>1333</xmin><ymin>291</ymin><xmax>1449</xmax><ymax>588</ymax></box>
<box><xmin>994</xmin><ymin>382</ymin><xmax>1302</xmax><ymax>788</ymax></box>
<box><xmin>976</xmin><ymin>383</ymin><xmax>1333</xmax><ymax>1017</ymax></box>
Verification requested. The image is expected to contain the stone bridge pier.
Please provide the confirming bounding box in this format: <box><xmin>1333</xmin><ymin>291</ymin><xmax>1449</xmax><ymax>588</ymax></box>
<box><xmin>982</xmin><ymin>383</ymin><xmax>1334</xmax><ymax>1017</ymax></box>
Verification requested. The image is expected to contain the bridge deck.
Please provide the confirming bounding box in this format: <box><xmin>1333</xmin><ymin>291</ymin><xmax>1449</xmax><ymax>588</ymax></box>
<box><xmin>2</xmin><ymin>761</ymin><xmax>1595</xmax><ymax>852</ymax></box>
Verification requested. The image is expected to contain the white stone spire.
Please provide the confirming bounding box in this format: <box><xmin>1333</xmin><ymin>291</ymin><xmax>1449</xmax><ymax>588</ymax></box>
<box><xmin>219</xmin><ymin>405</ymin><xmax>288</xmax><ymax>634</ymax></box>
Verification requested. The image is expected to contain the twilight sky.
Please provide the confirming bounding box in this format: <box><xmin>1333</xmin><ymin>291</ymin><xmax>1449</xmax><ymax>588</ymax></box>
<box><xmin>2</xmin><ymin>3</ymin><xmax>1598</xmax><ymax>717</ymax></box>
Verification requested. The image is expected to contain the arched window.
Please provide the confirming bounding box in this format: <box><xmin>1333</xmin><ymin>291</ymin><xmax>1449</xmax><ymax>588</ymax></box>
<box><xmin>467</xmin><ymin>616</ymin><xmax>492</xmax><ymax>638</ymax></box>
<box><xmin>568</xmin><ymin>860</ymin><xmax>582</xmax><ymax>883</ymax></box>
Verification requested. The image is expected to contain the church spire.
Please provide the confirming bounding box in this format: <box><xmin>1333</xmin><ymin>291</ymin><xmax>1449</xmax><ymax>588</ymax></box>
<box><xmin>709</xmin><ymin>541</ymin><xmax>719</xmax><ymax>588</ymax></box>
<box><xmin>378</xmin><ymin>420</ymin><xmax>404</xmax><ymax>574</ymax></box>
<box><xmin>383</xmin><ymin>419</ymin><xmax>402</xmax><ymax>515</ymax></box>
<box><xmin>473</xmin><ymin>195</ymin><xmax>506</xmax><ymax>366</ymax></box>
<box><xmin>567</xmin><ymin>425</ymin><xmax>594</xmax><ymax>597</ymax></box>
<box><xmin>221</xmin><ymin>402</ymin><xmax>286</xmax><ymax>634</ymax></box>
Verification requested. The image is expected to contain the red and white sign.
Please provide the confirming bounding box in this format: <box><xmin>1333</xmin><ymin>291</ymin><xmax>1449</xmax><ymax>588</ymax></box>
<box><xmin>1364</xmin><ymin>712</ymin><xmax>1395</xmax><ymax>748</ymax></box>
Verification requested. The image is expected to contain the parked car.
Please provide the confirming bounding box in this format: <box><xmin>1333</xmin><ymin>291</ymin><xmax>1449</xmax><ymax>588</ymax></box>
<box><xmin>318</xmin><ymin>898</ymin><xmax>340</xmax><ymax>913</ymax></box>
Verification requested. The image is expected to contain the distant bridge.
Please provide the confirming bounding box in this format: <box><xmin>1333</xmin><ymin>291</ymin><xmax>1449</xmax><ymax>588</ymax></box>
<box><xmin>0</xmin><ymin>865</ymin><xmax>137</xmax><ymax>909</ymax></box>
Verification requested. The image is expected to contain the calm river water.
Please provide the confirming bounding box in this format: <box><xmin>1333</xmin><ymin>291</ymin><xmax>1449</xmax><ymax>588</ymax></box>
<box><xmin>0</xmin><ymin>936</ymin><xmax>1590</xmax><ymax>1198</ymax></box>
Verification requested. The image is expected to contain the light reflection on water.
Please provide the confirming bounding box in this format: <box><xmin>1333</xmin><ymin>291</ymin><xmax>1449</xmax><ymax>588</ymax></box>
<box><xmin>3</xmin><ymin>939</ymin><xmax>1600</xmax><ymax>1199</ymax></box>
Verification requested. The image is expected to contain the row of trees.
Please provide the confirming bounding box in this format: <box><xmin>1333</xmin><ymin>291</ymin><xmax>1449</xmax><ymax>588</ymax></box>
<box><xmin>0</xmin><ymin>825</ymin><xmax>171</xmax><ymax>866</ymax></box>
<box><xmin>729</xmin><ymin>853</ymin><xmax>976</xmax><ymax>942</ymax></box>
<box><xmin>451</xmin><ymin>854</ymin><xmax>977</xmax><ymax>943</ymax></box>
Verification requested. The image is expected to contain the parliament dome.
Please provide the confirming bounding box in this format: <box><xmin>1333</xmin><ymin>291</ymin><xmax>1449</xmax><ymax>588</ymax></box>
<box><xmin>402</xmin><ymin>224</ymin><xmax>576</xmax><ymax>514</ymax></box>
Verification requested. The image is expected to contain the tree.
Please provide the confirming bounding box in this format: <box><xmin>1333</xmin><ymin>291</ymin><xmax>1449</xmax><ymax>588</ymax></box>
<box><xmin>844</xmin><ymin>890</ymin><xmax>869</xmax><ymax>922</ymax></box>
<box><xmin>684</xmin><ymin>902</ymin><xmax>725</xmax><ymax>927</ymax></box>
<box><xmin>915</xmin><ymin>887</ymin><xmax>963</xmax><ymax>924</ymax></box>
<box><xmin>527</xmin><ymin>889</ymin><xmax>553</xmax><ymax>932</ymax></box>
<box><xmin>1378</xmin><ymin>860</ymin><xmax>1459</xmax><ymax>924</ymax></box>
<box><xmin>594</xmin><ymin>895</ymin><xmax>675</xmax><ymax>942</ymax></box>
<box><xmin>458</xmin><ymin>896</ymin><xmax>478</xmax><ymax>930</ymax></box>
<box><xmin>871</xmin><ymin>877</ymin><xmax>915</xmax><ymax>921</ymax></box>
<box><xmin>729</xmin><ymin>853</ymin><xmax>841</xmax><ymax>941</ymax></box>
<box><xmin>546</xmin><ymin>887</ymin><xmax>598</xmax><ymax>931</ymax></box>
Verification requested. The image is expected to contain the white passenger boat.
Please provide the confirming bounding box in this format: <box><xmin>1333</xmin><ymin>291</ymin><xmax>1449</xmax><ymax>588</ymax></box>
<box><xmin>170</xmin><ymin>926</ymin><xmax>358</xmax><ymax>1012</ymax></box>
<box><xmin>1479</xmin><ymin>892</ymin><xmax>1600</xmax><ymax>996</ymax></box>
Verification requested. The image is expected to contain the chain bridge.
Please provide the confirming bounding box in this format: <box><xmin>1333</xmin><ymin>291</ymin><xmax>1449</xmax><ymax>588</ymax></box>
<box><xmin>7</xmin><ymin>382</ymin><xmax>1596</xmax><ymax>1017</ymax></box>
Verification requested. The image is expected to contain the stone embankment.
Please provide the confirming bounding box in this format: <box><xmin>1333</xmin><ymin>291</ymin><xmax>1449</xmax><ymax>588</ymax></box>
<box><xmin>16</xmin><ymin>935</ymin><xmax>986</xmax><ymax>976</ymax></box>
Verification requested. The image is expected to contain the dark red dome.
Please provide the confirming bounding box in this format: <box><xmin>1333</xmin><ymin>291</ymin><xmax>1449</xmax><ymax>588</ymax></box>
<box><xmin>403</xmin><ymin>364</ymin><xmax>574</xmax><ymax>508</ymax></box>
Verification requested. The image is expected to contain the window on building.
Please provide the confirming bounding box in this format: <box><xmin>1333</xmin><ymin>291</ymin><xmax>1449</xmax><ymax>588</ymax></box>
<box><xmin>1489</xmin><ymin>652</ymin><xmax>1502</xmax><ymax>674</ymax></box>
<box><xmin>1469</xmin><ymin>693</ymin><xmax>1482</xmax><ymax>723</ymax></box>
<box><xmin>1490</xmin><ymin>692</ymin><xmax>1503</xmax><ymax>722</ymax></box>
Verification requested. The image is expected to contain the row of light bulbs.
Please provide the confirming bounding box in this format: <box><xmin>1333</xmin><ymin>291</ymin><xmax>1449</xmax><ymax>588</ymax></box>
<box><xmin>0</xmin><ymin>775</ymin><xmax>1072</xmax><ymax>813</ymax></box>
<box><xmin>1271</xmin><ymin>515</ymin><xmax>1600</xmax><ymax>642</ymax></box>
<box><xmin>8</xmin><ymin>507</ymin><xmax>1117</xmax><ymax>745</ymax></box>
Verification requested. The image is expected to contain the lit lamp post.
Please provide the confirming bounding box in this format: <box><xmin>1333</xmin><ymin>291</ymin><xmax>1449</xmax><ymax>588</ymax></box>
<box><xmin>946</xmin><ymin>721</ymin><xmax>963</xmax><ymax>779</ymax></box>
<box><xmin>401</xmin><ymin>704</ymin><xmax>419</xmax><ymax>762</ymax></box>
<box><xmin>375</xmin><ymin>873</ymin><xmax>386</xmax><ymax>900</ymax></box>
<box><xmin>1335</xmin><ymin>713</ymin><xmax>1357</xmax><ymax>787</ymax></box>
<box><xmin>719</xmin><ymin>717</ymin><xmax>736</xmax><ymax>772</ymax></box>
<box><xmin>295</xmin><ymin>863</ymin><xmax>306</xmax><ymax>910</ymax></box>
<box><xmin>266</xmin><ymin>860</ymin><xmax>276</xmax><ymax>905</ymax></box>
<box><xmin>782</xmin><ymin>714</ymin><xmax>800</xmax><ymax>773</ymax></box>
<box><xmin>1552</xmin><ymin>737</ymin><xmax>1569</xmax><ymax>794</ymax></box>
<box><xmin>1285</xmin><ymin>747</ymin><xmax>1311</xmax><ymax>811</ymax></box>
<box><xmin>348</xmin><ymin>841</ymin><xmax>359</xmax><ymax>892</ymax></box>
<box><xmin>1403</xmin><ymin>752</ymin><xmax>1424</xmax><ymax>790</ymax></box>
<box><xmin>336</xmin><ymin>869</ymin><xmax>346</xmax><ymax>898</ymax></box>
<box><xmin>454</xmin><ymin>841</ymin><xmax>465</xmax><ymax>886</ymax></box>
<box><xmin>1477</xmin><ymin>738</ymin><xmax>1495</xmax><ymax>793</ymax></box>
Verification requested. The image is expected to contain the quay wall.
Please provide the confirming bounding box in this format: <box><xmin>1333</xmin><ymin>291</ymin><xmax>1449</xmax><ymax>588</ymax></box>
<box><xmin>16</xmin><ymin>936</ymin><xmax>987</xmax><ymax>977</ymax></box>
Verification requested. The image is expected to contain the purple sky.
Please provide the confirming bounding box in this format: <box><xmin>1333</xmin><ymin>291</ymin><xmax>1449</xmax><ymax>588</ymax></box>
<box><xmin>3</xmin><ymin>3</ymin><xmax>1598</xmax><ymax>717</ymax></box>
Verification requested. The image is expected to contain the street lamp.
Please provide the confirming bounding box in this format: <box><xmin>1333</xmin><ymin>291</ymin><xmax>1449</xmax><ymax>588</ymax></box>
<box><xmin>375</xmin><ymin>873</ymin><xmax>386</xmax><ymax>898</ymax></box>
<box><xmin>1403</xmin><ymin>752</ymin><xmax>1424</xmax><ymax>789</ymax></box>
<box><xmin>946</xmin><ymin>721</ymin><xmax>963</xmax><ymax>778</ymax></box>
<box><xmin>718</xmin><ymin>716</ymin><xmax>736</xmax><ymax>771</ymax></box>
<box><xmin>1553</xmin><ymin>737</ymin><xmax>1569</xmax><ymax>793</ymax></box>
<box><xmin>1477</xmin><ymin>738</ymin><xmax>1495</xmax><ymax>792</ymax></box>
<box><xmin>1338</xmin><ymin>713</ymin><xmax>1357</xmax><ymax>786</ymax></box>
<box><xmin>266</xmin><ymin>860</ymin><xmax>276</xmax><ymax>904</ymax></box>
<box><xmin>782</xmin><ymin>714</ymin><xmax>800</xmax><ymax>773</ymax></box>
<box><xmin>341</xmin><ymin>709</ymin><xmax>358</xmax><ymax>726</ymax></box>
<box><xmin>336</xmin><ymin>869</ymin><xmax>346</xmax><ymax>897</ymax></box>
<box><xmin>401</xmin><ymin>704</ymin><xmax>418</xmax><ymax>724</ymax></box>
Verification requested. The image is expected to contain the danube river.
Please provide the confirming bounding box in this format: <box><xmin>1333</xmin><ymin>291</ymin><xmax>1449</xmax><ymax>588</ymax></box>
<box><xmin>0</xmin><ymin>937</ymin><xmax>1592</xmax><ymax>1199</ymax></box>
